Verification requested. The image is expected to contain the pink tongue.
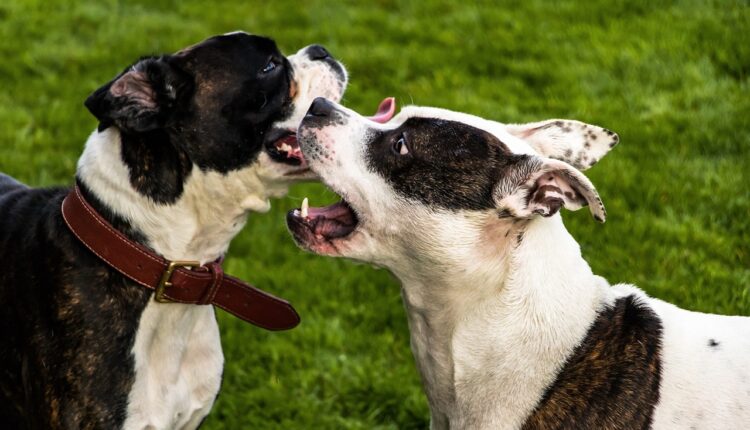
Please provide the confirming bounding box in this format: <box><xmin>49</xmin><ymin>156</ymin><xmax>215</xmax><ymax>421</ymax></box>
<box><xmin>366</xmin><ymin>97</ymin><xmax>396</xmax><ymax>124</ymax></box>
<box><xmin>307</xmin><ymin>201</ymin><xmax>352</xmax><ymax>220</ymax></box>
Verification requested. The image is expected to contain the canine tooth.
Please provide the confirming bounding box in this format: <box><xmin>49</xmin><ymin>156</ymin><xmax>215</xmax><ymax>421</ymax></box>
<box><xmin>280</xmin><ymin>143</ymin><xmax>293</xmax><ymax>152</ymax></box>
<box><xmin>301</xmin><ymin>197</ymin><xmax>309</xmax><ymax>218</ymax></box>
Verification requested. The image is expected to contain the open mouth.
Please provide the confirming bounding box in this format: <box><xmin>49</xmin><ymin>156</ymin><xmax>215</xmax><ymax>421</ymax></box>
<box><xmin>266</xmin><ymin>97</ymin><xmax>396</xmax><ymax>173</ymax></box>
<box><xmin>266</xmin><ymin>131</ymin><xmax>306</xmax><ymax>168</ymax></box>
<box><xmin>286</xmin><ymin>197</ymin><xmax>359</xmax><ymax>253</ymax></box>
<box><xmin>286</xmin><ymin>97</ymin><xmax>397</xmax><ymax>252</ymax></box>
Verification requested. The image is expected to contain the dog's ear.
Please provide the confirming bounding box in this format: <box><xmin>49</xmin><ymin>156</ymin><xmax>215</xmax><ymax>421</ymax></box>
<box><xmin>495</xmin><ymin>157</ymin><xmax>606</xmax><ymax>222</ymax></box>
<box><xmin>505</xmin><ymin>120</ymin><xmax>619</xmax><ymax>171</ymax></box>
<box><xmin>85</xmin><ymin>57</ymin><xmax>192</xmax><ymax>133</ymax></box>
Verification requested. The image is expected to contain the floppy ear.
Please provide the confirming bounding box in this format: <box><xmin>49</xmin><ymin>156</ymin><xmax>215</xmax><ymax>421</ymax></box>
<box><xmin>505</xmin><ymin>119</ymin><xmax>619</xmax><ymax>171</ymax></box>
<box><xmin>495</xmin><ymin>157</ymin><xmax>606</xmax><ymax>222</ymax></box>
<box><xmin>85</xmin><ymin>57</ymin><xmax>191</xmax><ymax>133</ymax></box>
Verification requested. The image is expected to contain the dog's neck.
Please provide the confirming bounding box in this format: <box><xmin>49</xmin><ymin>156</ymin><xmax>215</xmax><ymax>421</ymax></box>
<box><xmin>76</xmin><ymin>127</ymin><xmax>283</xmax><ymax>264</ymax></box>
<box><xmin>396</xmin><ymin>215</ymin><xmax>610</xmax><ymax>429</ymax></box>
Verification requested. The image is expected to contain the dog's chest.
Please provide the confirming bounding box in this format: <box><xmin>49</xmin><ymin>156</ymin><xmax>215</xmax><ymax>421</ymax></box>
<box><xmin>122</xmin><ymin>301</ymin><xmax>224</xmax><ymax>430</ymax></box>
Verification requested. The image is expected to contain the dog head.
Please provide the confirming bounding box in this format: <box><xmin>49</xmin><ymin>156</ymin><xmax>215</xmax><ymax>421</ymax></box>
<box><xmin>287</xmin><ymin>98</ymin><xmax>618</xmax><ymax>273</ymax></box>
<box><xmin>83</xmin><ymin>32</ymin><xmax>347</xmax><ymax>206</ymax></box>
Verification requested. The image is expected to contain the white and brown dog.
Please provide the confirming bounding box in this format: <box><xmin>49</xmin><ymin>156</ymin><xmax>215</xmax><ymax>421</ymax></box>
<box><xmin>287</xmin><ymin>98</ymin><xmax>750</xmax><ymax>429</ymax></box>
<box><xmin>0</xmin><ymin>32</ymin><xmax>351</xmax><ymax>429</ymax></box>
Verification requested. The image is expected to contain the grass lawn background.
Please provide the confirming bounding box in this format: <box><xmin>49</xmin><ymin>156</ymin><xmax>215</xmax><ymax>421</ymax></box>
<box><xmin>1</xmin><ymin>0</ymin><xmax>748</xmax><ymax>428</ymax></box>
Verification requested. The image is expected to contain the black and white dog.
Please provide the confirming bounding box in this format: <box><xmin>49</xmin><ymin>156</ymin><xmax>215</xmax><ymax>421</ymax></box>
<box><xmin>0</xmin><ymin>32</ymin><xmax>347</xmax><ymax>429</ymax></box>
<box><xmin>288</xmin><ymin>99</ymin><xmax>750</xmax><ymax>429</ymax></box>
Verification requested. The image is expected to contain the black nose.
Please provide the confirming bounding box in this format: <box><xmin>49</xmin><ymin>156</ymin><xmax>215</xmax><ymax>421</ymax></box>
<box><xmin>308</xmin><ymin>97</ymin><xmax>334</xmax><ymax>118</ymax></box>
<box><xmin>307</xmin><ymin>44</ymin><xmax>332</xmax><ymax>61</ymax></box>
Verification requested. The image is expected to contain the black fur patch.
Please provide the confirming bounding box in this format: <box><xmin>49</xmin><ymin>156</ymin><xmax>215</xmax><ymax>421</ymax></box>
<box><xmin>85</xmin><ymin>33</ymin><xmax>297</xmax><ymax>203</ymax></box>
<box><xmin>521</xmin><ymin>295</ymin><xmax>663</xmax><ymax>430</ymax></box>
<box><xmin>365</xmin><ymin>118</ymin><xmax>532</xmax><ymax>210</ymax></box>
<box><xmin>119</xmin><ymin>129</ymin><xmax>194</xmax><ymax>204</ymax></box>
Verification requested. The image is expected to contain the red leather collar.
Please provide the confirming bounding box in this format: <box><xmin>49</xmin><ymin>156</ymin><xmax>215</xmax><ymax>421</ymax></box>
<box><xmin>61</xmin><ymin>186</ymin><xmax>300</xmax><ymax>331</ymax></box>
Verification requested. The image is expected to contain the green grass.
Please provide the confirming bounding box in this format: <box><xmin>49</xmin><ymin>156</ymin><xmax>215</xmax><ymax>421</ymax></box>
<box><xmin>1</xmin><ymin>0</ymin><xmax>748</xmax><ymax>428</ymax></box>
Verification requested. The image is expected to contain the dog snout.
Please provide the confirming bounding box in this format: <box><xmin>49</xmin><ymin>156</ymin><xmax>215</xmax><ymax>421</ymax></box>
<box><xmin>305</xmin><ymin>44</ymin><xmax>332</xmax><ymax>61</ymax></box>
<box><xmin>307</xmin><ymin>97</ymin><xmax>335</xmax><ymax>118</ymax></box>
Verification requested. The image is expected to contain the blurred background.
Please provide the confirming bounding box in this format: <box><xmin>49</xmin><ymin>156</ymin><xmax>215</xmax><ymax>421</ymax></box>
<box><xmin>1</xmin><ymin>0</ymin><xmax>748</xmax><ymax>428</ymax></box>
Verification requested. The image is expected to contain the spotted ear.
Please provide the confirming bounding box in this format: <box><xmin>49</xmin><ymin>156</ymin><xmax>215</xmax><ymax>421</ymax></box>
<box><xmin>85</xmin><ymin>57</ymin><xmax>192</xmax><ymax>133</ymax></box>
<box><xmin>505</xmin><ymin>120</ymin><xmax>619</xmax><ymax>171</ymax></box>
<box><xmin>495</xmin><ymin>157</ymin><xmax>606</xmax><ymax>222</ymax></box>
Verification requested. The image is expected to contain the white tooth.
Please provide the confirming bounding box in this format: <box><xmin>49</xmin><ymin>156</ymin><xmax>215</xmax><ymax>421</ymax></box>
<box><xmin>280</xmin><ymin>143</ymin><xmax>292</xmax><ymax>152</ymax></box>
<box><xmin>301</xmin><ymin>197</ymin><xmax>309</xmax><ymax>218</ymax></box>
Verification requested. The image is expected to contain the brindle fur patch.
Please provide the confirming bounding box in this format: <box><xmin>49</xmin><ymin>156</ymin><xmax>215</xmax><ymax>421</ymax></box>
<box><xmin>521</xmin><ymin>295</ymin><xmax>663</xmax><ymax>430</ymax></box>
<box><xmin>0</xmin><ymin>182</ymin><xmax>152</xmax><ymax>429</ymax></box>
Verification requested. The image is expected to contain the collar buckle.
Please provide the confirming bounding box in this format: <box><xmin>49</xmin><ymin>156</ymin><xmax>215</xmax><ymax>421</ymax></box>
<box><xmin>155</xmin><ymin>260</ymin><xmax>200</xmax><ymax>303</ymax></box>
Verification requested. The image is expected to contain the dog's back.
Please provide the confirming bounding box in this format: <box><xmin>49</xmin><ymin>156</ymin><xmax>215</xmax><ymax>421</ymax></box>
<box><xmin>642</xmin><ymin>291</ymin><xmax>750</xmax><ymax>428</ymax></box>
<box><xmin>0</xmin><ymin>175</ymin><xmax>151</xmax><ymax>429</ymax></box>
<box><xmin>0</xmin><ymin>173</ymin><xmax>25</xmax><ymax>193</ymax></box>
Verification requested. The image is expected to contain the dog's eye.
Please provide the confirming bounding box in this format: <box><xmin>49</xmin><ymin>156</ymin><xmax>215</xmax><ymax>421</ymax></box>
<box><xmin>393</xmin><ymin>135</ymin><xmax>409</xmax><ymax>156</ymax></box>
<box><xmin>261</xmin><ymin>60</ymin><xmax>277</xmax><ymax>74</ymax></box>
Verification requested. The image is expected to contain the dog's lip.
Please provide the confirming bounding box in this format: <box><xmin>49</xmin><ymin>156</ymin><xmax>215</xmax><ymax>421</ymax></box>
<box><xmin>283</xmin><ymin>166</ymin><xmax>312</xmax><ymax>177</ymax></box>
<box><xmin>286</xmin><ymin>199</ymin><xmax>359</xmax><ymax>250</ymax></box>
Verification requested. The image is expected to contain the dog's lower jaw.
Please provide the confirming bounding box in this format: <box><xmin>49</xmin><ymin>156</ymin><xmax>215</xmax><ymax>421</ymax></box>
<box><xmin>397</xmin><ymin>215</ymin><xmax>609</xmax><ymax>429</ymax></box>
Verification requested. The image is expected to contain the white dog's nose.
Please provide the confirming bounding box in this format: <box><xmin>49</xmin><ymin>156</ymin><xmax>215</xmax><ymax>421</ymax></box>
<box><xmin>307</xmin><ymin>97</ymin><xmax>336</xmax><ymax>118</ymax></box>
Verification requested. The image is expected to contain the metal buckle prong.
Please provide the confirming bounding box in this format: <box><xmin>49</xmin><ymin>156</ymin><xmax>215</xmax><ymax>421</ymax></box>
<box><xmin>155</xmin><ymin>260</ymin><xmax>200</xmax><ymax>303</ymax></box>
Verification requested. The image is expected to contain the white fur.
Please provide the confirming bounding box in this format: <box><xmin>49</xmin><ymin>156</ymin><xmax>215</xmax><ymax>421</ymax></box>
<box><xmin>505</xmin><ymin>119</ymin><xmax>618</xmax><ymax>170</ymax></box>
<box><xmin>76</xmin><ymin>40</ymin><xmax>346</xmax><ymax>430</ymax></box>
<box><xmin>298</xmin><ymin>104</ymin><xmax>750</xmax><ymax>429</ymax></box>
<box><xmin>274</xmin><ymin>47</ymin><xmax>348</xmax><ymax>132</ymax></box>
<box><xmin>647</xmin><ymin>295</ymin><xmax>750</xmax><ymax>428</ymax></box>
